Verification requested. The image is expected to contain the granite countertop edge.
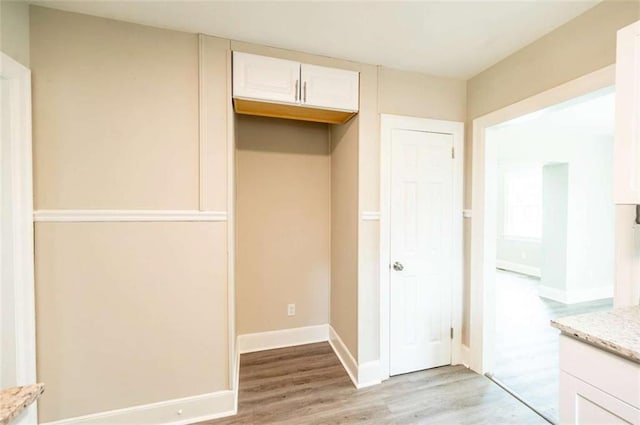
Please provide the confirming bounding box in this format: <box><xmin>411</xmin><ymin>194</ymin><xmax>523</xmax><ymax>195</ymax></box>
<box><xmin>551</xmin><ymin>306</ymin><xmax>640</xmax><ymax>365</ymax></box>
<box><xmin>0</xmin><ymin>384</ymin><xmax>45</xmax><ymax>425</ymax></box>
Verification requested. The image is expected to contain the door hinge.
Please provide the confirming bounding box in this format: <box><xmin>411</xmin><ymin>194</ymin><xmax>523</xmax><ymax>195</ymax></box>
<box><xmin>451</xmin><ymin>147</ymin><xmax>455</xmax><ymax>159</ymax></box>
<box><xmin>450</xmin><ymin>327</ymin><xmax>454</xmax><ymax>339</ymax></box>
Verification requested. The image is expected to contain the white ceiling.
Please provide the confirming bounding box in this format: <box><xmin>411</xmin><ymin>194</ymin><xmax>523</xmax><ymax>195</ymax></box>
<box><xmin>30</xmin><ymin>0</ymin><xmax>600</xmax><ymax>79</ymax></box>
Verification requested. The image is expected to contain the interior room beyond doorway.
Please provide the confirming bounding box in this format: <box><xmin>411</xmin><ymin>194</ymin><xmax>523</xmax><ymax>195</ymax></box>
<box><xmin>488</xmin><ymin>87</ymin><xmax>616</xmax><ymax>422</ymax></box>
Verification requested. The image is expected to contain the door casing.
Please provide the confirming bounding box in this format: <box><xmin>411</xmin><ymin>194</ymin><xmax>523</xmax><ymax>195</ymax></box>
<box><xmin>379</xmin><ymin>114</ymin><xmax>464</xmax><ymax>381</ymax></box>
<box><xmin>469</xmin><ymin>65</ymin><xmax>617</xmax><ymax>375</ymax></box>
<box><xmin>0</xmin><ymin>51</ymin><xmax>36</xmax><ymax>422</ymax></box>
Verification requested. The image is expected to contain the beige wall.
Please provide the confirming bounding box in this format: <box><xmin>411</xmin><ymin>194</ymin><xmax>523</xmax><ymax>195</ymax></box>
<box><xmin>30</xmin><ymin>7</ymin><xmax>231</xmax><ymax>422</ymax></box>
<box><xmin>30</xmin><ymin>6</ymin><xmax>199</xmax><ymax>210</ymax></box>
<box><xmin>379</xmin><ymin>67</ymin><xmax>467</xmax><ymax>122</ymax></box>
<box><xmin>0</xmin><ymin>0</ymin><xmax>29</xmax><ymax>67</ymax></box>
<box><xmin>35</xmin><ymin>222</ymin><xmax>228</xmax><ymax>422</ymax></box>
<box><xmin>330</xmin><ymin>117</ymin><xmax>360</xmax><ymax>358</ymax></box>
<box><xmin>235</xmin><ymin>115</ymin><xmax>331</xmax><ymax>334</ymax></box>
<box><xmin>463</xmin><ymin>0</ymin><xmax>640</xmax><ymax>345</ymax></box>
<box><xmin>468</xmin><ymin>0</ymin><xmax>640</xmax><ymax>119</ymax></box>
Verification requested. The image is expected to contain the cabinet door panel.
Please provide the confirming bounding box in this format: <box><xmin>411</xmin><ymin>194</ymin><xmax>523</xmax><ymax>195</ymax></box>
<box><xmin>301</xmin><ymin>64</ymin><xmax>359</xmax><ymax>111</ymax></box>
<box><xmin>560</xmin><ymin>372</ymin><xmax>640</xmax><ymax>425</ymax></box>
<box><xmin>233</xmin><ymin>52</ymin><xmax>300</xmax><ymax>105</ymax></box>
<box><xmin>614</xmin><ymin>21</ymin><xmax>640</xmax><ymax>204</ymax></box>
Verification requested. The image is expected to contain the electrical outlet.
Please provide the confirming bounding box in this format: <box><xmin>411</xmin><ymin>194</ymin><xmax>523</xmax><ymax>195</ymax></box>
<box><xmin>287</xmin><ymin>304</ymin><xmax>295</xmax><ymax>317</ymax></box>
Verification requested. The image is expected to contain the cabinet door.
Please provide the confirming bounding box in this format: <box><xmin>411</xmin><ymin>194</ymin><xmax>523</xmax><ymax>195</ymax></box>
<box><xmin>300</xmin><ymin>64</ymin><xmax>359</xmax><ymax>111</ymax></box>
<box><xmin>614</xmin><ymin>21</ymin><xmax>640</xmax><ymax>204</ymax></box>
<box><xmin>560</xmin><ymin>371</ymin><xmax>640</xmax><ymax>425</ymax></box>
<box><xmin>233</xmin><ymin>52</ymin><xmax>300</xmax><ymax>105</ymax></box>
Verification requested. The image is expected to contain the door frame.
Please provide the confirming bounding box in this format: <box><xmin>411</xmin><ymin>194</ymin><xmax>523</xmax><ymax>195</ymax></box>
<box><xmin>379</xmin><ymin>114</ymin><xmax>464</xmax><ymax>380</ymax></box>
<box><xmin>0</xmin><ymin>52</ymin><xmax>37</xmax><ymax>414</ymax></box>
<box><xmin>469</xmin><ymin>65</ymin><xmax>616</xmax><ymax>374</ymax></box>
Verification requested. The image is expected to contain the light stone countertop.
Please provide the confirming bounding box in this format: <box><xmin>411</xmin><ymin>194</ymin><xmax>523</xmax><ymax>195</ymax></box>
<box><xmin>0</xmin><ymin>384</ymin><xmax>44</xmax><ymax>425</ymax></box>
<box><xmin>551</xmin><ymin>306</ymin><xmax>640</xmax><ymax>364</ymax></box>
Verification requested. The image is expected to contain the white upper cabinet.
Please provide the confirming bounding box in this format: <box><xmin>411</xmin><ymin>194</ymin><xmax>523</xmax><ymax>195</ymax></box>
<box><xmin>232</xmin><ymin>52</ymin><xmax>301</xmax><ymax>105</ymax></box>
<box><xmin>300</xmin><ymin>64</ymin><xmax>359</xmax><ymax>111</ymax></box>
<box><xmin>232</xmin><ymin>51</ymin><xmax>360</xmax><ymax>124</ymax></box>
<box><xmin>614</xmin><ymin>21</ymin><xmax>640</xmax><ymax>204</ymax></box>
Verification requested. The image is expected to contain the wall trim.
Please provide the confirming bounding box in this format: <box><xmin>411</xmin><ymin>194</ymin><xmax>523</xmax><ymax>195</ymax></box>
<box><xmin>357</xmin><ymin>361</ymin><xmax>382</xmax><ymax>389</ymax></box>
<box><xmin>198</xmin><ymin>34</ymin><xmax>209</xmax><ymax>210</ymax></box>
<box><xmin>233</xmin><ymin>340</ymin><xmax>240</xmax><ymax>413</ymax></box>
<box><xmin>496</xmin><ymin>260</ymin><xmax>541</xmax><ymax>278</ymax></box>
<box><xmin>225</xmin><ymin>46</ymin><xmax>237</xmax><ymax>394</ymax></box>
<box><xmin>461</xmin><ymin>345</ymin><xmax>471</xmax><ymax>368</ymax></box>
<box><xmin>33</xmin><ymin>210</ymin><xmax>228</xmax><ymax>222</ymax></box>
<box><xmin>1</xmin><ymin>51</ymin><xmax>38</xmax><ymax>424</ymax></box>
<box><xmin>538</xmin><ymin>284</ymin><xmax>613</xmax><ymax>305</ymax></box>
<box><xmin>361</xmin><ymin>211</ymin><xmax>381</xmax><ymax>221</ymax></box>
<box><xmin>237</xmin><ymin>325</ymin><xmax>329</xmax><ymax>354</ymax></box>
<box><xmin>328</xmin><ymin>326</ymin><xmax>359</xmax><ymax>388</ymax></box>
<box><xmin>40</xmin><ymin>391</ymin><xmax>235</xmax><ymax>425</ymax></box>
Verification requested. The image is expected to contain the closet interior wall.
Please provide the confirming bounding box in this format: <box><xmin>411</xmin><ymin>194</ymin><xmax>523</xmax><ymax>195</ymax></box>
<box><xmin>235</xmin><ymin>114</ymin><xmax>332</xmax><ymax>335</ymax></box>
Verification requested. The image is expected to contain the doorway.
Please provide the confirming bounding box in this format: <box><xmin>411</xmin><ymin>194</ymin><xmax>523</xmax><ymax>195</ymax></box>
<box><xmin>0</xmin><ymin>51</ymin><xmax>37</xmax><ymax>421</ymax></box>
<box><xmin>380</xmin><ymin>114</ymin><xmax>464</xmax><ymax>379</ymax></box>
<box><xmin>470</xmin><ymin>66</ymin><xmax>617</xmax><ymax>422</ymax></box>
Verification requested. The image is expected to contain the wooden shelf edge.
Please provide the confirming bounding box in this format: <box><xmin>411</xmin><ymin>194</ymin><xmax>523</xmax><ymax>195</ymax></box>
<box><xmin>233</xmin><ymin>98</ymin><xmax>357</xmax><ymax>125</ymax></box>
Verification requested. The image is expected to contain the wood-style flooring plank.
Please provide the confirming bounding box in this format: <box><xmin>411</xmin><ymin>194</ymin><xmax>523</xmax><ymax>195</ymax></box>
<box><xmin>198</xmin><ymin>342</ymin><xmax>545</xmax><ymax>425</ymax></box>
<box><xmin>493</xmin><ymin>270</ymin><xmax>612</xmax><ymax>421</ymax></box>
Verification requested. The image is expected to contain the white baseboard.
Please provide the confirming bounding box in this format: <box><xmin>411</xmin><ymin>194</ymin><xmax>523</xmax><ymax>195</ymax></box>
<box><xmin>328</xmin><ymin>326</ymin><xmax>358</xmax><ymax>388</ymax></box>
<box><xmin>538</xmin><ymin>284</ymin><xmax>613</xmax><ymax>304</ymax></box>
<box><xmin>496</xmin><ymin>260</ymin><xmax>541</xmax><ymax>278</ymax></box>
<box><xmin>237</xmin><ymin>324</ymin><xmax>329</xmax><ymax>354</ymax></box>
<box><xmin>460</xmin><ymin>344</ymin><xmax>470</xmax><ymax>368</ymax></box>
<box><xmin>357</xmin><ymin>360</ymin><xmax>382</xmax><ymax>388</ymax></box>
<box><xmin>41</xmin><ymin>391</ymin><xmax>235</xmax><ymax>425</ymax></box>
<box><xmin>233</xmin><ymin>342</ymin><xmax>240</xmax><ymax>413</ymax></box>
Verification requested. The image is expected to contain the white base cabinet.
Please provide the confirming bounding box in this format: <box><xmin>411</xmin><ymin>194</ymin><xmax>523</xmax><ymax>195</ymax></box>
<box><xmin>559</xmin><ymin>335</ymin><xmax>640</xmax><ymax>424</ymax></box>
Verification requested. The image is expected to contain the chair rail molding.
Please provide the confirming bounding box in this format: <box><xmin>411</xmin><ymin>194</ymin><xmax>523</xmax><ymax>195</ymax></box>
<box><xmin>33</xmin><ymin>210</ymin><xmax>228</xmax><ymax>222</ymax></box>
<box><xmin>361</xmin><ymin>211</ymin><xmax>381</xmax><ymax>221</ymax></box>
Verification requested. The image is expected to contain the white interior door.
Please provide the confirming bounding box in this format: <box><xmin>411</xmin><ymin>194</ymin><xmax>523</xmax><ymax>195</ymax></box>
<box><xmin>389</xmin><ymin>128</ymin><xmax>454</xmax><ymax>376</ymax></box>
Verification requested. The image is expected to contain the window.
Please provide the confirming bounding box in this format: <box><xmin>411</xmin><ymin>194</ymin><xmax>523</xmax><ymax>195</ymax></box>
<box><xmin>504</xmin><ymin>169</ymin><xmax>542</xmax><ymax>240</ymax></box>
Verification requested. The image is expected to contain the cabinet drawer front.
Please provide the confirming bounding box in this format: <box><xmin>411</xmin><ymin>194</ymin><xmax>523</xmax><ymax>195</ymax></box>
<box><xmin>560</xmin><ymin>335</ymin><xmax>640</xmax><ymax>408</ymax></box>
<box><xmin>560</xmin><ymin>371</ymin><xmax>640</xmax><ymax>425</ymax></box>
<box><xmin>233</xmin><ymin>52</ymin><xmax>300</xmax><ymax>104</ymax></box>
<box><xmin>301</xmin><ymin>64</ymin><xmax>359</xmax><ymax>111</ymax></box>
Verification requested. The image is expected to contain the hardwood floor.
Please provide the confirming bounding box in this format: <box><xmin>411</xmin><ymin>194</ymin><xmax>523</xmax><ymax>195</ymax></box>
<box><xmin>493</xmin><ymin>270</ymin><xmax>612</xmax><ymax>422</ymax></box>
<box><xmin>201</xmin><ymin>342</ymin><xmax>546</xmax><ymax>425</ymax></box>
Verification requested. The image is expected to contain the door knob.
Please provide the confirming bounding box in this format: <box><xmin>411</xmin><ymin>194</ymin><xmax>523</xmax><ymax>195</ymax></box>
<box><xmin>392</xmin><ymin>261</ymin><xmax>404</xmax><ymax>271</ymax></box>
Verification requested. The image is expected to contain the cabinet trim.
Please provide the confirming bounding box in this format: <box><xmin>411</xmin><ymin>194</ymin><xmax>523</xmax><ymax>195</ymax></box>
<box><xmin>233</xmin><ymin>98</ymin><xmax>356</xmax><ymax>124</ymax></box>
